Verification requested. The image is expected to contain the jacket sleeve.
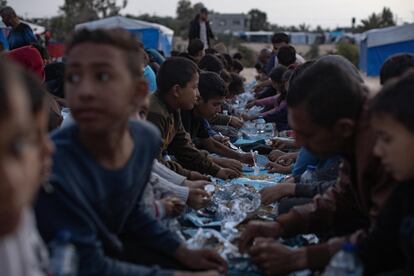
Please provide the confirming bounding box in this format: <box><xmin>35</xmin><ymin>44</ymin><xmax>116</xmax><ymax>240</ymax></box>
<box><xmin>294</xmin><ymin>179</ymin><xmax>337</xmax><ymax>198</ymax></box>
<box><xmin>35</xmin><ymin>182</ymin><xmax>174</xmax><ymax>276</ymax></box>
<box><xmin>263</xmin><ymin>103</ymin><xmax>288</xmax><ymax>123</ymax></box>
<box><xmin>147</xmin><ymin>112</ymin><xmax>193</xmax><ymax>177</ymax></box>
<box><xmin>169</xmin><ymin>118</ymin><xmax>221</xmax><ymax>176</ymax></box>
<box><xmin>207</xmin><ymin>21</ymin><xmax>215</xmax><ymax>39</ymax></box>
<box><xmin>357</xmin><ymin>184</ymin><xmax>405</xmax><ymax>275</ymax></box>
<box><xmin>151</xmin><ymin>172</ymin><xmax>189</xmax><ymax>203</ymax></box>
<box><xmin>255</xmin><ymin>95</ymin><xmax>278</xmax><ymax>107</ymax></box>
<box><xmin>23</xmin><ymin>25</ymin><xmax>38</xmax><ymax>45</ymax></box>
<box><xmin>123</xmin><ymin>201</ymin><xmax>182</xmax><ymax>256</ymax></box>
<box><xmin>188</xmin><ymin>20</ymin><xmax>198</xmax><ymax>40</ymax></box>
<box><xmin>152</xmin><ymin>160</ymin><xmax>187</xmax><ymax>186</ymax></box>
<box><xmin>277</xmin><ymin>161</ymin><xmax>367</xmax><ymax>237</ymax></box>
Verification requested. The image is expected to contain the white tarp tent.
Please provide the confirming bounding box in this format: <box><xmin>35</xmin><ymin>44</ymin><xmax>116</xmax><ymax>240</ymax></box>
<box><xmin>75</xmin><ymin>16</ymin><xmax>174</xmax><ymax>56</ymax></box>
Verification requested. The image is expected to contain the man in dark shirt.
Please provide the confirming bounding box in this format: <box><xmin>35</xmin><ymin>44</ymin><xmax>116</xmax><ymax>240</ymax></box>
<box><xmin>188</xmin><ymin>7</ymin><xmax>214</xmax><ymax>49</ymax></box>
<box><xmin>0</xmin><ymin>6</ymin><xmax>37</xmax><ymax>50</ymax></box>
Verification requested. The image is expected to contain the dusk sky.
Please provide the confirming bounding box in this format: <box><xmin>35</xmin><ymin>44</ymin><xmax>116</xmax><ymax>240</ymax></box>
<box><xmin>7</xmin><ymin>0</ymin><xmax>414</xmax><ymax>28</ymax></box>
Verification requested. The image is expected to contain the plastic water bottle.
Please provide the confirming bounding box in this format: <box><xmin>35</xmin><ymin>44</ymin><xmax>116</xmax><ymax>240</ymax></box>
<box><xmin>300</xmin><ymin>165</ymin><xmax>316</xmax><ymax>185</ymax></box>
<box><xmin>324</xmin><ymin>243</ymin><xmax>363</xmax><ymax>276</ymax></box>
<box><xmin>256</xmin><ymin>116</ymin><xmax>266</xmax><ymax>134</ymax></box>
<box><xmin>49</xmin><ymin>230</ymin><xmax>78</xmax><ymax>276</ymax></box>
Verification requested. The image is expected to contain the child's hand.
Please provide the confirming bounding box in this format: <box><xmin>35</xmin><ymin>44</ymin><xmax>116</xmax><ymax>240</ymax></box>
<box><xmin>160</xmin><ymin>197</ymin><xmax>185</xmax><ymax>217</ymax></box>
<box><xmin>240</xmin><ymin>152</ymin><xmax>254</xmax><ymax>165</ymax></box>
<box><xmin>188</xmin><ymin>188</ymin><xmax>211</xmax><ymax>210</ymax></box>
<box><xmin>276</xmin><ymin>155</ymin><xmax>295</xmax><ymax>166</ymax></box>
<box><xmin>240</xmin><ymin>113</ymin><xmax>250</xmax><ymax>121</ymax></box>
<box><xmin>189</xmin><ymin>171</ymin><xmax>211</xmax><ymax>181</ymax></box>
<box><xmin>260</xmin><ymin>183</ymin><xmax>296</xmax><ymax>205</ymax></box>
<box><xmin>216</xmin><ymin>168</ymin><xmax>241</xmax><ymax>179</ymax></box>
<box><xmin>215</xmin><ymin>157</ymin><xmax>242</xmax><ymax>172</ymax></box>
<box><xmin>185</xmin><ymin>180</ymin><xmax>210</xmax><ymax>190</ymax></box>
<box><xmin>268</xmin><ymin>149</ymin><xmax>286</xmax><ymax>162</ymax></box>
<box><xmin>229</xmin><ymin>116</ymin><xmax>244</xmax><ymax>128</ymax></box>
<box><xmin>211</xmin><ymin>134</ymin><xmax>230</xmax><ymax>144</ymax></box>
<box><xmin>265</xmin><ymin>161</ymin><xmax>292</xmax><ymax>174</ymax></box>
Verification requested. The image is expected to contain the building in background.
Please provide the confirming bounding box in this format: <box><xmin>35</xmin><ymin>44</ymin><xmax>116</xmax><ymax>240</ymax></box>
<box><xmin>209</xmin><ymin>13</ymin><xmax>249</xmax><ymax>34</ymax></box>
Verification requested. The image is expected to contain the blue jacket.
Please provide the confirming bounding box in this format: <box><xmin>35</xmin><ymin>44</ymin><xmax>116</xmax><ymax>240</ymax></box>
<box><xmin>7</xmin><ymin>23</ymin><xmax>37</xmax><ymax>50</ymax></box>
<box><xmin>35</xmin><ymin>122</ymin><xmax>179</xmax><ymax>276</ymax></box>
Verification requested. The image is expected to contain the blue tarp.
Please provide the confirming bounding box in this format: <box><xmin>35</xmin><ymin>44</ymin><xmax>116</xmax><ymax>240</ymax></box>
<box><xmin>359</xmin><ymin>23</ymin><xmax>414</xmax><ymax>76</ymax></box>
<box><xmin>0</xmin><ymin>29</ymin><xmax>8</xmax><ymax>49</ymax></box>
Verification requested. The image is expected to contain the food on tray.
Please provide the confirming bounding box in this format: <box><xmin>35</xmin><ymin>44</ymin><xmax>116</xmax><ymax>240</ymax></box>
<box><xmin>244</xmin><ymin>174</ymin><xmax>272</xmax><ymax>180</ymax></box>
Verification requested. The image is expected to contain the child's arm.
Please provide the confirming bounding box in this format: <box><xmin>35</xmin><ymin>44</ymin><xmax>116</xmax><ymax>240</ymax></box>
<box><xmin>152</xmin><ymin>159</ymin><xmax>187</xmax><ymax>186</ymax></box>
<box><xmin>168</xmin><ymin>120</ymin><xmax>221</xmax><ymax>177</ymax></box>
<box><xmin>151</xmin><ymin>172</ymin><xmax>189</xmax><ymax>204</ymax></box>
<box><xmin>36</xmin><ymin>181</ymin><xmax>176</xmax><ymax>276</ymax></box>
<box><xmin>199</xmin><ymin>137</ymin><xmax>253</xmax><ymax>165</ymax></box>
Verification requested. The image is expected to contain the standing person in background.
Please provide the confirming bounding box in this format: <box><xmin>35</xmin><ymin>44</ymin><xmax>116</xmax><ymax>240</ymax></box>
<box><xmin>0</xmin><ymin>6</ymin><xmax>37</xmax><ymax>50</ymax></box>
<box><xmin>189</xmin><ymin>7</ymin><xmax>215</xmax><ymax>49</ymax></box>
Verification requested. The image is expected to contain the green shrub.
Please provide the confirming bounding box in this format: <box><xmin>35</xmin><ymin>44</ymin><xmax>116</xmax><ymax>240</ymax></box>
<box><xmin>336</xmin><ymin>41</ymin><xmax>359</xmax><ymax>66</ymax></box>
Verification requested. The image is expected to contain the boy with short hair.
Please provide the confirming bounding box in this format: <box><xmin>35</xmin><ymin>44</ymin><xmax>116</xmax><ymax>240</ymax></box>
<box><xmin>277</xmin><ymin>45</ymin><xmax>297</xmax><ymax>67</ymax></box>
<box><xmin>379</xmin><ymin>53</ymin><xmax>414</xmax><ymax>85</ymax></box>
<box><xmin>231</xmin><ymin>59</ymin><xmax>243</xmax><ymax>74</ymax></box>
<box><xmin>181</xmin><ymin>71</ymin><xmax>253</xmax><ymax>170</ymax></box>
<box><xmin>147</xmin><ymin>56</ymin><xmax>239</xmax><ymax>180</ymax></box>
<box><xmin>181</xmin><ymin>38</ymin><xmax>205</xmax><ymax>64</ymax></box>
<box><xmin>359</xmin><ymin>71</ymin><xmax>414</xmax><ymax>275</ymax></box>
<box><xmin>35</xmin><ymin>29</ymin><xmax>226</xmax><ymax>276</ymax></box>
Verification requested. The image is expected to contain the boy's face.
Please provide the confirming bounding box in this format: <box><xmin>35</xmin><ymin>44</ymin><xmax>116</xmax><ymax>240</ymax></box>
<box><xmin>196</xmin><ymin>96</ymin><xmax>224</xmax><ymax>120</ymax></box>
<box><xmin>273</xmin><ymin>42</ymin><xmax>287</xmax><ymax>53</ymax></box>
<box><xmin>1</xmin><ymin>13</ymin><xmax>12</xmax><ymax>27</ymax></box>
<box><xmin>0</xmin><ymin>80</ymin><xmax>41</xmax><ymax>209</ymax></box>
<box><xmin>200</xmin><ymin>11</ymin><xmax>208</xmax><ymax>21</ymax></box>
<box><xmin>372</xmin><ymin>113</ymin><xmax>414</xmax><ymax>181</ymax></box>
<box><xmin>175</xmin><ymin>72</ymin><xmax>199</xmax><ymax>110</ymax></box>
<box><xmin>65</xmin><ymin>43</ymin><xmax>147</xmax><ymax>135</ymax></box>
<box><xmin>288</xmin><ymin>104</ymin><xmax>352</xmax><ymax>158</ymax></box>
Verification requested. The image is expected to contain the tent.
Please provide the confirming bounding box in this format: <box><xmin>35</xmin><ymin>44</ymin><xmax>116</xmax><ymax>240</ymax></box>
<box><xmin>359</xmin><ymin>23</ymin><xmax>414</xmax><ymax>76</ymax></box>
<box><xmin>75</xmin><ymin>16</ymin><xmax>174</xmax><ymax>56</ymax></box>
